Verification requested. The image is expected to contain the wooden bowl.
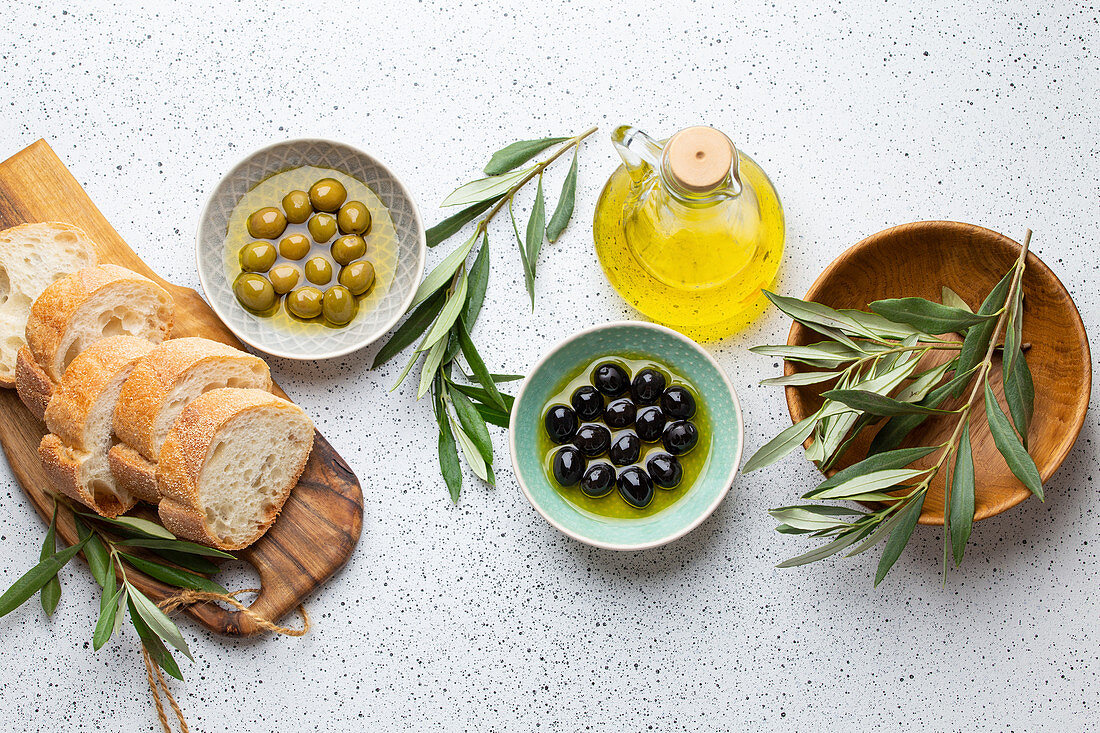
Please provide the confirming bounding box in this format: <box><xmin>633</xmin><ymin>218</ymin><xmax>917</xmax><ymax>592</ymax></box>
<box><xmin>785</xmin><ymin>221</ymin><xmax>1091</xmax><ymax>524</ymax></box>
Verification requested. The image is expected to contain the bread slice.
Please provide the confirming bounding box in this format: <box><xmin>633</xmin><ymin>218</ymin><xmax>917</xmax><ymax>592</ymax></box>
<box><xmin>26</xmin><ymin>264</ymin><xmax>173</xmax><ymax>384</ymax></box>
<box><xmin>157</xmin><ymin>388</ymin><xmax>314</xmax><ymax>550</ymax></box>
<box><xmin>40</xmin><ymin>335</ymin><xmax>155</xmax><ymax>516</ymax></box>
<box><xmin>0</xmin><ymin>222</ymin><xmax>98</xmax><ymax>387</ymax></box>
<box><xmin>114</xmin><ymin>337</ymin><xmax>272</xmax><ymax>462</ymax></box>
<box><xmin>15</xmin><ymin>346</ymin><xmax>55</xmax><ymax>421</ymax></box>
<box><xmin>107</xmin><ymin>442</ymin><xmax>160</xmax><ymax>505</ymax></box>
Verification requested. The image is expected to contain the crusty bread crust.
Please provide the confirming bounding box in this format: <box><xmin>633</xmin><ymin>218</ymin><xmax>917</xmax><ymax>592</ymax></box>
<box><xmin>0</xmin><ymin>222</ymin><xmax>98</xmax><ymax>387</ymax></box>
<box><xmin>15</xmin><ymin>346</ymin><xmax>54</xmax><ymax>421</ymax></box>
<box><xmin>157</xmin><ymin>388</ymin><xmax>313</xmax><ymax>550</ymax></box>
<box><xmin>114</xmin><ymin>336</ymin><xmax>272</xmax><ymax>461</ymax></box>
<box><xmin>44</xmin><ymin>335</ymin><xmax>155</xmax><ymax>449</ymax></box>
<box><xmin>107</xmin><ymin>442</ymin><xmax>160</xmax><ymax>504</ymax></box>
<box><xmin>39</xmin><ymin>433</ymin><xmax>136</xmax><ymax>517</ymax></box>
<box><xmin>26</xmin><ymin>264</ymin><xmax>174</xmax><ymax>382</ymax></box>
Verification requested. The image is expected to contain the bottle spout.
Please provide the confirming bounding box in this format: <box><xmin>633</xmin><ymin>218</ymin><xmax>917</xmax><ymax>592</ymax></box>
<box><xmin>611</xmin><ymin>125</ymin><xmax>665</xmax><ymax>183</ymax></box>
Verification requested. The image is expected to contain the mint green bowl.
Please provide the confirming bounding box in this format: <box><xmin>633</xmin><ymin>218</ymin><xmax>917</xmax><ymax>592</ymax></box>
<box><xmin>509</xmin><ymin>322</ymin><xmax>743</xmax><ymax>550</ymax></box>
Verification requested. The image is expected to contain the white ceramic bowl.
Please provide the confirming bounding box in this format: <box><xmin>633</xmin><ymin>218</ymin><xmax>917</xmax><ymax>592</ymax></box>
<box><xmin>509</xmin><ymin>322</ymin><xmax>744</xmax><ymax>551</ymax></box>
<box><xmin>196</xmin><ymin>138</ymin><xmax>426</xmax><ymax>360</ymax></box>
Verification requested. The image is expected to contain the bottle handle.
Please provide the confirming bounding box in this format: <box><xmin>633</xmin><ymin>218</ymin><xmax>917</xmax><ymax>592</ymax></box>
<box><xmin>611</xmin><ymin>125</ymin><xmax>665</xmax><ymax>184</ymax></box>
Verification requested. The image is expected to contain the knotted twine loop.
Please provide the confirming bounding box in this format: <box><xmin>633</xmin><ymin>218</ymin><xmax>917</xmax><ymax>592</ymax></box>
<box><xmin>144</xmin><ymin>588</ymin><xmax>312</xmax><ymax>732</ymax></box>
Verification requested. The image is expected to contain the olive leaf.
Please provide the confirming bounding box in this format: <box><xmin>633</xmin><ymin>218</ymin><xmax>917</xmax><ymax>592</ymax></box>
<box><xmin>867</xmin><ymin>368</ymin><xmax>977</xmax><ymax>455</ymax></box>
<box><xmin>75</xmin><ymin>515</ymin><xmax>111</xmax><ymax>587</ymax></box>
<box><xmin>763</xmin><ymin>291</ymin><xmax>880</xmax><ymax>340</ymax></box>
<box><xmin>874</xmin><ymin>492</ymin><xmax>926</xmax><ymax>586</ymax></box>
<box><xmin>940</xmin><ymin>287</ymin><xmax>972</xmax><ymax>312</ymax></box>
<box><xmin>804</xmin><ymin>446</ymin><xmax>938</xmax><ymax>498</ymax></box>
<box><xmin>510</xmin><ymin>198</ymin><xmax>535</xmax><ymax>306</ymax></box>
<box><xmin>484</xmin><ymin>137</ymin><xmax>569</xmax><ymax>175</ymax></box>
<box><xmin>150</xmin><ymin>549</ymin><xmax>219</xmax><ymax>576</ymax></box>
<box><xmin>768</xmin><ymin>505</ymin><xmax>861</xmax><ymax>532</ymax></box>
<box><xmin>417</xmin><ymin>336</ymin><xmax>450</xmax><ymax>400</ymax></box>
<box><xmin>821</xmin><ymin>389</ymin><xmax>957</xmax><ymax>417</ymax></box>
<box><xmin>776</xmin><ymin>525</ymin><xmax>876</xmax><ymax>568</ymax></box>
<box><xmin>894</xmin><ymin>360</ymin><xmax>954</xmax><ymax>403</ymax></box>
<box><xmin>451</xmin><ymin>416</ymin><xmax>490</xmax><ymax>484</ymax></box>
<box><xmin>759</xmin><ymin>371</ymin><xmax>842</xmax><ymax>387</ymax></box>
<box><xmin>372</xmin><ymin>289</ymin><xmax>447</xmax><ymax>369</ymax></box>
<box><xmin>409</xmin><ymin>231</ymin><xmax>478</xmax><ymax>309</ymax></box>
<box><xmin>546</xmin><ymin>148</ymin><xmax>578</xmax><ymax>243</ymax></box>
<box><xmin>441</xmin><ymin>167</ymin><xmax>531</xmax><ymax>208</ymax></box>
<box><xmin>749</xmin><ymin>341</ymin><xmax>863</xmax><ymax>369</ymax></box>
<box><xmin>425</xmin><ymin>198</ymin><xmax>499</xmax><ymax>247</ymax></box>
<box><xmin>417</xmin><ymin>269</ymin><xmax>469</xmax><ymax>353</ymax></box>
<box><xmin>128</xmin><ymin>597</ymin><xmax>183</xmax><ymax>681</ymax></box>
<box><xmin>984</xmin><ymin>381</ymin><xmax>1043</xmax><ymax>499</ymax></box>
<box><xmin>462</xmin><ymin>234</ymin><xmax>490</xmax><ymax>328</ymax></box>
<box><xmin>83</xmin><ymin>513</ymin><xmax>175</xmax><ymax>540</ymax></box>
<box><xmin>954</xmin><ymin>271</ymin><xmax>1013</xmax><ymax>394</ymax></box>
<box><xmin>447</xmin><ymin>379</ymin><xmax>514</xmax><ymax>412</ymax></box>
<box><xmin>949</xmin><ymin>422</ymin><xmax>976</xmax><ymax>565</ymax></box>
<box><xmin>869</xmin><ymin>297</ymin><xmax>993</xmax><ymax>335</ymax></box>
<box><xmin>1002</xmin><ymin>346</ymin><xmax>1035</xmax><ymax>446</ymax></box>
<box><xmin>743</xmin><ymin>413</ymin><xmax>819</xmax><ymax>473</ymax></box>
<box><xmin>524</xmin><ymin>175</ymin><xmax>547</xmax><ymax>291</ymax></box>
<box><xmin>93</xmin><ymin>585</ymin><xmax>125</xmax><ymax>651</ymax></box>
<box><xmin>119</xmin><ymin>553</ymin><xmax>227</xmax><ymax>594</ymax></box>
<box><xmin>39</xmin><ymin>503</ymin><xmax>61</xmax><ymax>617</ymax></box>
<box><xmin>0</xmin><ymin>535</ymin><xmax>89</xmax><ymax>618</ymax></box>
<box><xmin>810</xmin><ymin>468</ymin><xmax>929</xmax><ymax>500</ymax></box>
<box><xmin>114</xmin><ymin>538</ymin><xmax>234</xmax><ymax>559</ymax></box>
<box><xmin>127</xmin><ymin>583</ymin><xmax>192</xmax><ymax>661</ymax></box>
<box><xmin>436</xmin><ymin>396</ymin><xmax>463</xmax><ymax>503</ymax></box>
<box><xmin>474</xmin><ymin>404</ymin><xmax>510</xmax><ymax>429</ymax></box>
<box><xmin>447</xmin><ymin>385</ymin><xmax>493</xmax><ymax>464</ymax></box>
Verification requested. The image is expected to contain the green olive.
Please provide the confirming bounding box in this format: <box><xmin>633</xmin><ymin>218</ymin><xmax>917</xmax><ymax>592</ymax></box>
<box><xmin>234</xmin><ymin>273</ymin><xmax>276</xmax><ymax>312</ymax></box>
<box><xmin>309</xmin><ymin>178</ymin><xmax>347</xmax><ymax>212</ymax></box>
<box><xmin>337</xmin><ymin>201</ymin><xmax>371</xmax><ymax>235</ymax></box>
<box><xmin>281</xmin><ymin>190</ymin><xmax>313</xmax><ymax>224</ymax></box>
<box><xmin>238</xmin><ymin>241</ymin><xmax>277</xmax><ymax>273</ymax></box>
<box><xmin>246</xmin><ymin>207</ymin><xmax>287</xmax><ymax>239</ymax></box>
<box><xmin>279</xmin><ymin>233</ymin><xmax>311</xmax><ymax>260</ymax></box>
<box><xmin>304</xmin><ymin>256</ymin><xmax>333</xmax><ymax>285</ymax></box>
<box><xmin>285</xmin><ymin>286</ymin><xmax>324</xmax><ymax>319</ymax></box>
<box><xmin>331</xmin><ymin>235</ymin><xmax>366</xmax><ymax>266</ymax></box>
<box><xmin>268</xmin><ymin>264</ymin><xmax>301</xmax><ymax>294</ymax></box>
<box><xmin>338</xmin><ymin>260</ymin><xmax>376</xmax><ymax>296</ymax></box>
<box><xmin>322</xmin><ymin>286</ymin><xmax>356</xmax><ymax>326</ymax></box>
<box><xmin>307</xmin><ymin>213</ymin><xmax>337</xmax><ymax>243</ymax></box>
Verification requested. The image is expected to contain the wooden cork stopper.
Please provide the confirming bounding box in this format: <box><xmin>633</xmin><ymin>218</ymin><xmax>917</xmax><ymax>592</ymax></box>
<box><xmin>665</xmin><ymin>126</ymin><xmax>735</xmax><ymax>193</ymax></box>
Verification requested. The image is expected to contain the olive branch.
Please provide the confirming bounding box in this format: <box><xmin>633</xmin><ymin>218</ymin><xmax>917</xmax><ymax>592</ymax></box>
<box><xmin>747</xmin><ymin>231</ymin><xmax>1040</xmax><ymax>585</ymax></box>
<box><xmin>372</xmin><ymin>128</ymin><xmax>597</xmax><ymax>502</ymax></box>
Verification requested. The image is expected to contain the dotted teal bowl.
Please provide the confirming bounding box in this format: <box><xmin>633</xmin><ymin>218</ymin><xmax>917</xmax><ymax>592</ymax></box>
<box><xmin>509</xmin><ymin>322</ymin><xmax>743</xmax><ymax>550</ymax></box>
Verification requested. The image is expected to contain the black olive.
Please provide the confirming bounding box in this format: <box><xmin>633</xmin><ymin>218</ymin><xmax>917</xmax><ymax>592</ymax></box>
<box><xmin>661</xmin><ymin>386</ymin><xmax>697</xmax><ymax>420</ymax></box>
<box><xmin>604</xmin><ymin>398</ymin><xmax>637</xmax><ymax>429</ymax></box>
<box><xmin>592</xmin><ymin>362</ymin><xmax>630</xmax><ymax>397</ymax></box>
<box><xmin>543</xmin><ymin>405</ymin><xmax>578</xmax><ymax>443</ymax></box>
<box><xmin>617</xmin><ymin>467</ymin><xmax>654</xmax><ymax>508</ymax></box>
<box><xmin>551</xmin><ymin>447</ymin><xmax>585</xmax><ymax>486</ymax></box>
<box><xmin>635</xmin><ymin>406</ymin><xmax>667</xmax><ymax>442</ymax></box>
<box><xmin>631</xmin><ymin>368</ymin><xmax>667</xmax><ymax>404</ymax></box>
<box><xmin>647</xmin><ymin>453</ymin><xmax>683</xmax><ymax>489</ymax></box>
<box><xmin>570</xmin><ymin>385</ymin><xmax>604</xmax><ymax>421</ymax></box>
<box><xmin>573</xmin><ymin>424</ymin><xmax>612</xmax><ymax>457</ymax></box>
<box><xmin>662</xmin><ymin>420</ymin><xmax>699</xmax><ymax>456</ymax></box>
<box><xmin>580</xmin><ymin>462</ymin><xmax>615</xmax><ymax>498</ymax></box>
<box><xmin>608</xmin><ymin>432</ymin><xmax>641</xmax><ymax>466</ymax></box>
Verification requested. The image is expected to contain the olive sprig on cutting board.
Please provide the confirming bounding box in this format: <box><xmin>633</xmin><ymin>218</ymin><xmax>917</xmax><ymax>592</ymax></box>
<box><xmin>373</xmin><ymin>128</ymin><xmax>597</xmax><ymax>501</ymax></box>
<box><xmin>0</xmin><ymin>497</ymin><xmax>234</xmax><ymax>680</ymax></box>
<box><xmin>747</xmin><ymin>232</ymin><xmax>1041</xmax><ymax>585</ymax></box>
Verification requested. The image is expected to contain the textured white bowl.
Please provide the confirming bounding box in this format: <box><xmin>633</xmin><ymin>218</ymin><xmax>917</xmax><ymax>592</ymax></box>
<box><xmin>196</xmin><ymin>138</ymin><xmax>426</xmax><ymax>360</ymax></box>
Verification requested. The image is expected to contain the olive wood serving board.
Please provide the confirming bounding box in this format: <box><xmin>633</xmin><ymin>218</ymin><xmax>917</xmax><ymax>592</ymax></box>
<box><xmin>0</xmin><ymin>139</ymin><xmax>363</xmax><ymax>635</ymax></box>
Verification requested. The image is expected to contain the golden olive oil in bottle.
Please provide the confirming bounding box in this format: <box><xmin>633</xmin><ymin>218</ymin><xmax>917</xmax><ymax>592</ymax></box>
<box><xmin>593</xmin><ymin>125</ymin><xmax>785</xmax><ymax>340</ymax></box>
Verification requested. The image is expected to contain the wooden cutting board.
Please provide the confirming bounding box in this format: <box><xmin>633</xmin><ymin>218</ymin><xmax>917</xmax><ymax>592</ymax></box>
<box><xmin>0</xmin><ymin>139</ymin><xmax>364</xmax><ymax>635</ymax></box>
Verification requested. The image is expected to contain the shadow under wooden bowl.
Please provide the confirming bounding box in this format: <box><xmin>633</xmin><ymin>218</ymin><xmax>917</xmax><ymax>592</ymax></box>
<box><xmin>785</xmin><ymin>221</ymin><xmax>1091</xmax><ymax>524</ymax></box>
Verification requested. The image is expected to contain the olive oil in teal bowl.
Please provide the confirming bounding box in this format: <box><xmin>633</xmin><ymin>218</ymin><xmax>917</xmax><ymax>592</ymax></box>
<box><xmin>510</xmin><ymin>322</ymin><xmax>743</xmax><ymax>550</ymax></box>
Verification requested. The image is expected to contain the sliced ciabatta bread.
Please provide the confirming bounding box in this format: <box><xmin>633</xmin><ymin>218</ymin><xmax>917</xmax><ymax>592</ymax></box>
<box><xmin>26</xmin><ymin>264</ymin><xmax>174</xmax><ymax>383</ymax></box>
<box><xmin>157</xmin><ymin>388</ymin><xmax>314</xmax><ymax>550</ymax></box>
<box><xmin>15</xmin><ymin>346</ymin><xmax>55</xmax><ymax>421</ymax></box>
<box><xmin>114</xmin><ymin>337</ymin><xmax>272</xmax><ymax>462</ymax></box>
<box><xmin>40</xmin><ymin>335</ymin><xmax>155</xmax><ymax>517</ymax></box>
<box><xmin>0</xmin><ymin>222</ymin><xmax>98</xmax><ymax>387</ymax></box>
<box><xmin>107</xmin><ymin>442</ymin><xmax>159</xmax><ymax>505</ymax></box>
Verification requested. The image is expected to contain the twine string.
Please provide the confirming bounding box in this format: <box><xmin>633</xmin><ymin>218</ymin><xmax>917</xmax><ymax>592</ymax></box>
<box><xmin>143</xmin><ymin>588</ymin><xmax>311</xmax><ymax>732</ymax></box>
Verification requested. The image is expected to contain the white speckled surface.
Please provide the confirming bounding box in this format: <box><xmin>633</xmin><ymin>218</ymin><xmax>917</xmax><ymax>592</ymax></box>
<box><xmin>1</xmin><ymin>1</ymin><xmax>1097</xmax><ymax>730</ymax></box>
